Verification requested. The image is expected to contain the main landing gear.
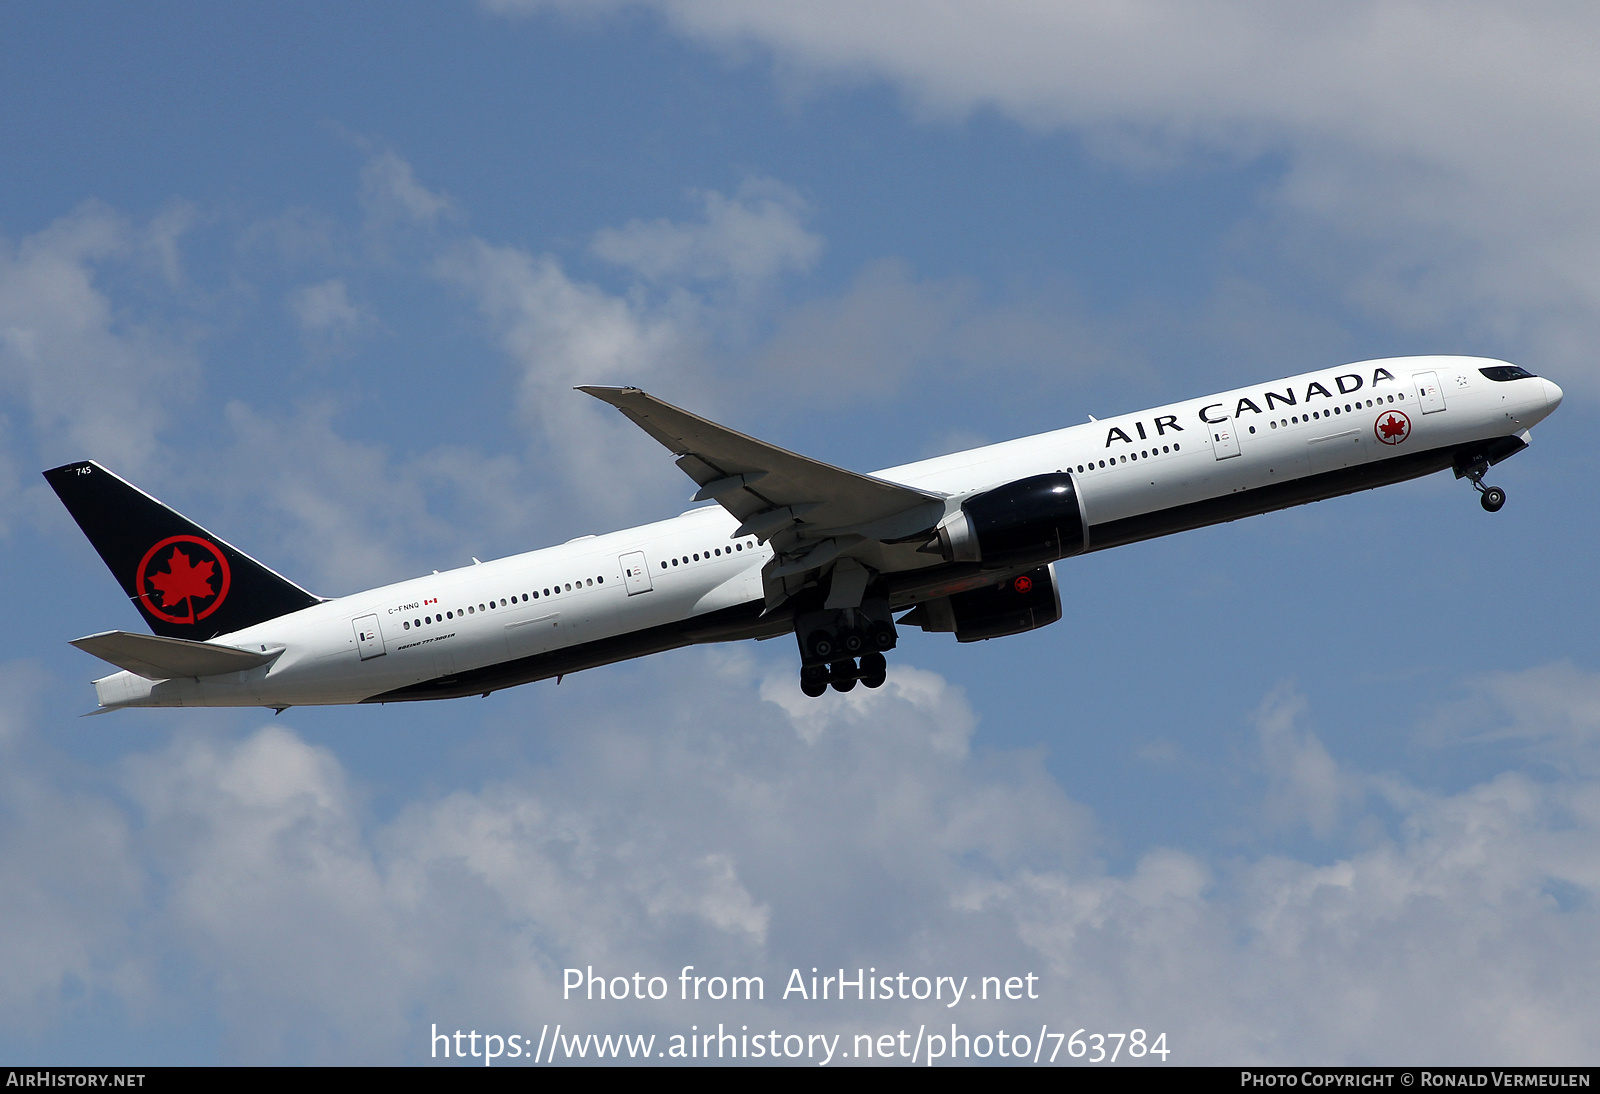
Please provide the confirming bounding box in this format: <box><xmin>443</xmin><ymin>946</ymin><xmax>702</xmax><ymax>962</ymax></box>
<box><xmin>1460</xmin><ymin>457</ymin><xmax>1507</xmax><ymax>512</ymax></box>
<box><xmin>795</xmin><ymin>600</ymin><xmax>897</xmax><ymax>697</ymax></box>
<box><xmin>799</xmin><ymin>652</ymin><xmax>888</xmax><ymax>697</ymax></box>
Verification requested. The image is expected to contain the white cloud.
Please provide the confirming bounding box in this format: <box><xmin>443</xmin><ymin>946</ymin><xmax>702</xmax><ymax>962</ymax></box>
<box><xmin>434</xmin><ymin>171</ymin><xmax>836</xmax><ymax>523</ymax></box>
<box><xmin>751</xmin><ymin>258</ymin><xmax>1132</xmax><ymax>403</ymax></box>
<box><xmin>201</xmin><ymin>401</ymin><xmax>537</xmax><ymax>593</ymax></box>
<box><xmin>0</xmin><ymin>203</ymin><xmax>199</xmax><ymax>476</ymax></box>
<box><xmin>360</xmin><ymin>150</ymin><xmax>452</xmax><ymax>225</ymax></box>
<box><xmin>0</xmin><ymin>664</ymin><xmax>146</xmax><ymax>1031</ymax></box>
<box><xmin>437</xmin><ymin>238</ymin><xmax>692</xmax><ymax>524</ymax></box>
<box><xmin>1252</xmin><ymin>682</ymin><xmax>1361</xmax><ymax>839</ymax></box>
<box><xmin>1422</xmin><ymin>660</ymin><xmax>1600</xmax><ymax>775</ymax></box>
<box><xmin>4</xmin><ymin>654</ymin><xmax>1599</xmax><ymax>1061</ymax></box>
<box><xmin>288</xmin><ymin>279</ymin><xmax>372</xmax><ymax>341</ymax></box>
<box><xmin>592</xmin><ymin>177</ymin><xmax>822</xmax><ymax>288</ymax></box>
<box><xmin>499</xmin><ymin>0</ymin><xmax>1600</xmax><ymax>387</ymax></box>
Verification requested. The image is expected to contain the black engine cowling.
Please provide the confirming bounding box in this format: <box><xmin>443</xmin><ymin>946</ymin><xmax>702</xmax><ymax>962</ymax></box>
<box><xmin>934</xmin><ymin>473</ymin><xmax>1085</xmax><ymax>566</ymax></box>
<box><xmin>902</xmin><ymin>563</ymin><xmax>1063</xmax><ymax>643</ymax></box>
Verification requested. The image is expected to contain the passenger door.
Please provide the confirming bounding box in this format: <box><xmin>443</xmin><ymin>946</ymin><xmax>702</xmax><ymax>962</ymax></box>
<box><xmin>1413</xmin><ymin>371</ymin><xmax>1447</xmax><ymax>414</ymax></box>
<box><xmin>1207</xmin><ymin>417</ymin><xmax>1241</xmax><ymax>460</ymax></box>
<box><xmin>353</xmin><ymin>615</ymin><xmax>386</xmax><ymax>660</ymax></box>
<box><xmin>620</xmin><ymin>551</ymin><xmax>653</xmax><ymax>595</ymax></box>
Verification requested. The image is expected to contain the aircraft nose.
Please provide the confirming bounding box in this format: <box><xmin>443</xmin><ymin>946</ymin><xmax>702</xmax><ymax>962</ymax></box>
<box><xmin>1543</xmin><ymin>377</ymin><xmax>1564</xmax><ymax>411</ymax></box>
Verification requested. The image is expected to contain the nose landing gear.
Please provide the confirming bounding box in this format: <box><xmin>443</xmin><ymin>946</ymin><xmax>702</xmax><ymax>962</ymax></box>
<box><xmin>1460</xmin><ymin>457</ymin><xmax>1507</xmax><ymax>512</ymax></box>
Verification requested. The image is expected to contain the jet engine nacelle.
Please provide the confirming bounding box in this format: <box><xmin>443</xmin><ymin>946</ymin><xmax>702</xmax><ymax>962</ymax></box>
<box><xmin>903</xmin><ymin>563</ymin><xmax>1063</xmax><ymax>643</ymax></box>
<box><xmin>933</xmin><ymin>472</ymin><xmax>1086</xmax><ymax>566</ymax></box>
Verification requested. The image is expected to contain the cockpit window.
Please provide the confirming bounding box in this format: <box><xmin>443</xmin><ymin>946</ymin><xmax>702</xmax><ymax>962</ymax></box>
<box><xmin>1479</xmin><ymin>365</ymin><xmax>1537</xmax><ymax>382</ymax></box>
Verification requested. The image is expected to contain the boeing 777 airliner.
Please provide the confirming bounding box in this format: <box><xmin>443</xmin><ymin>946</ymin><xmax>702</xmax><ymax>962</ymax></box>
<box><xmin>46</xmin><ymin>355</ymin><xmax>1561</xmax><ymax>709</ymax></box>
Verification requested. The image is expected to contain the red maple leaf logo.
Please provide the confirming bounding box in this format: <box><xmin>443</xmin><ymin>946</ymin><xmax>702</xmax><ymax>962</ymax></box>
<box><xmin>147</xmin><ymin>548</ymin><xmax>217</xmax><ymax>622</ymax></box>
<box><xmin>1014</xmin><ymin>575</ymin><xmax>1034</xmax><ymax>593</ymax></box>
<box><xmin>1379</xmin><ymin>415</ymin><xmax>1406</xmax><ymax>439</ymax></box>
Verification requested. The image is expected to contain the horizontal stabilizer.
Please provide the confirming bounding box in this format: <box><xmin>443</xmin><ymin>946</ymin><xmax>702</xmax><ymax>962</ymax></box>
<box><xmin>71</xmin><ymin>630</ymin><xmax>280</xmax><ymax>680</ymax></box>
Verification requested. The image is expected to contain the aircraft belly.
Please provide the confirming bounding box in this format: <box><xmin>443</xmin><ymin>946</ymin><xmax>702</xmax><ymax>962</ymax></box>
<box><xmin>1087</xmin><ymin>442</ymin><xmax>1462</xmax><ymax>551</ymax></box>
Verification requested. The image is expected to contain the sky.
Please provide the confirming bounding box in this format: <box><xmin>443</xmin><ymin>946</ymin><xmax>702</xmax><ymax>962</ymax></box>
<box><xmin>1</xmin><ymin>0</ymin><xmax>1598</xmax><ymax>1066</ymax></box>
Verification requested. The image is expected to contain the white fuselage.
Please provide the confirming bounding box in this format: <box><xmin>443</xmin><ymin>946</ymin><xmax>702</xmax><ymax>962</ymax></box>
<box><xmin>91</xmin><ymin>356</ymin><xmax>1561</xmax><ymax>709</ymax></box>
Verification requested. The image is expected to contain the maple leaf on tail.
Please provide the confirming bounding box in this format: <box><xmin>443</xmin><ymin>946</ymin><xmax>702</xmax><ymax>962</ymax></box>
<box><xmin>147</xmin><ymin>548</ymin><xmax>217</xmax><ymax>622</ymax></box>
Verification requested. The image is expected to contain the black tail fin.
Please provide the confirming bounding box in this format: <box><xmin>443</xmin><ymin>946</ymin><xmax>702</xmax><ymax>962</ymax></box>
<box><xmin>44</xmin><ymin>461</ymin><xmax>321</xmax><ymax>641</ymax></box>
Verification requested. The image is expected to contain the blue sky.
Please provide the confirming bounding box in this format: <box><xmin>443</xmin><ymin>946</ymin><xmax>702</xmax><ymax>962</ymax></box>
<box><xmin>2</xmin><ymin>1</ymin><xmax>1597</xmax><ymax>1065</ymax></box>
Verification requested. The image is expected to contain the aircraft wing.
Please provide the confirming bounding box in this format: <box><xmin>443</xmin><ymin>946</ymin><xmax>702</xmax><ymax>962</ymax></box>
<box><xmin>579</xmin><ymin>387</ymin><xmax>947</xmax><ymax>597</ymax></box>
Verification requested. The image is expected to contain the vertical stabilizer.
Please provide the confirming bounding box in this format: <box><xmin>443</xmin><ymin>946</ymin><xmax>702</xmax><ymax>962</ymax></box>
<box><xmin>44</xmin><ymin>461</ymin><xmax>321</xmax><ymax>640</ymax></box>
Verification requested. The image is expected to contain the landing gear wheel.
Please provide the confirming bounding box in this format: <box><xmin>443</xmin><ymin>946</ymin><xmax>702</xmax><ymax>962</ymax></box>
<box><xmin>800</xmin><ymin>664</ymin><xmax>829</xmax><ymax>698</ymax></box>
<box><xmin>839</xmin><ymin>628</ymin><xmax>865</xmax><ymax>655</ymax></box>
<box><xmin>829</xmin><ymin>660</ymin><xmax>858</xmax><ymax>692</ymax></box>
<box><xmin>807</xmin><ymin>630</ymin><xmax>837</xmax><ymax>661</ymax></box>
<box><xmin>866</xmin><ymin>621</ymin><xmax>897</xmax><ymax>651</ymax></box>
<box><xmin>859</xmin><ymin>652</ymin><xmax>887</xmax><ymax>689</ymax></box>
<box><xmin>1481</xmin><ymin>486</ymin><xmax>1506</xmax><ymax>512</ymax></box>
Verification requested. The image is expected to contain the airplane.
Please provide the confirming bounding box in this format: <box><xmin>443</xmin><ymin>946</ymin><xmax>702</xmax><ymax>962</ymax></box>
<box><xmin>45</xmin><ymin>355</ymin><xmax>1562</xmax><ymax>710</ymax></box>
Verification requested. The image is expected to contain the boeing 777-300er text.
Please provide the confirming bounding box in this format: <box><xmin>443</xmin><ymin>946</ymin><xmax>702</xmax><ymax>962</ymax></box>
<box><xmin>46</xmin><ymin>356</ymin><xmax>1562</xmax><ymax>710</ymax></box>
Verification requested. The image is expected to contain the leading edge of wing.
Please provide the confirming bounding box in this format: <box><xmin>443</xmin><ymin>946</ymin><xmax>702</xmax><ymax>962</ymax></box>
<box><xmin>576</xmin><ymin>386</ymin><xmax>946</xmax><ymax>545</ymax></box>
